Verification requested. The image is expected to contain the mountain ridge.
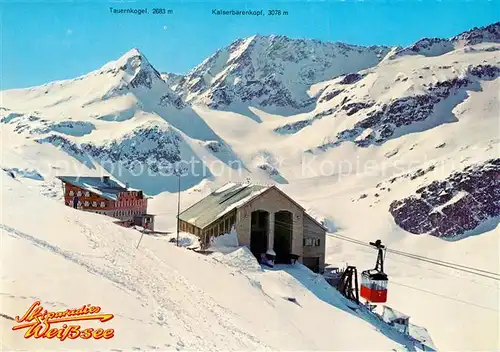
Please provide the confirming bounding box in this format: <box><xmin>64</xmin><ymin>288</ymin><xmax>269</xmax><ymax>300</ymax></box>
<box><xmin>170</xmin><ymin>34</ymin><xmax>392</xmax><ymax>109</ymax></box>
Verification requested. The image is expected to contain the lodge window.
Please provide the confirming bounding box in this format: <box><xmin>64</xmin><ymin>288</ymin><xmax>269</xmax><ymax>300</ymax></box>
<box><xmin>77</xmin><ymin>191</ymin><xmax>82</xmax><ymax>196</ymax></box>
<box><xmin>101</xmin><ymin>202</ymin><xmax>105</xmax><ymax>207</ymax></box>
<box><xmin>85</xmin><ymin>191</ymin><xmax>90</xmax><ymax>197</ymax></box>
<box><xmin>84</xmin><ymin>201</ymin><xmax>90</xmax><ymax>206</ymax></box>
<box><xmin>303</xmin><ymin>238</ymin><xmax>320</xmax><ymax>247</ymax></box>
<box><xmin>69</xmin><ymin>190</ymin><xmax>74</xmax><ymax>196</ymax></box>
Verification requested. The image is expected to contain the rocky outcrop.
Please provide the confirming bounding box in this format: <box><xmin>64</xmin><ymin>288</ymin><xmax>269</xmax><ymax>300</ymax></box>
<box><xmin>389</xmin><ymin>159</ymin><xmax>500</xmax><ymax>239</ymax></box>
<box><xmin>274</xmin><ymin>118</ymin><xmax>317</xmax><ymax>135</ymax></box>
<box><xmin>36</xmin><ymin>124</ymin><xmax>183</xmax><ymax>173</ymax></box>
<box><xmin>161</xmin><ymin>72</ymin><xmax>185</xmax><ymax>91</ymax></box>
<box><xmin>1</xmin><ymin>112</ymin><xmax>96</xmax><ymax>137</ymax></box>
<box><xmin>389</xmin><ymin>22</ymin><xmax>500</xmax><ymax>60</ymax></box>
<box><xmin>341</xmin><ymin>101</ymin><xmax>374</xmax><ymax>116</ymax></box>
<box><xmin>338</xmin><ymin>73</ymin><xmax>365</xmax><ymax>85</ymax></box>
<box><xmin>204</xmin><ymin>140</ymin><xmax>227</xmax><ymax>153</ymax></box>
<box><xmin>274</xmin><ymin>106</ymin><xmax>340</xmax><ymax>135</ymax></box>
<box><xmin>389</xmin><ymin>38</ymin><xmax>454</xmax><ymax>59</ymax></box>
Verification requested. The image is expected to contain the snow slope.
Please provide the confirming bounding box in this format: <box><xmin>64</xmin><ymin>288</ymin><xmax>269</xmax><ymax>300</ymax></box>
<box><xmin>1</xmin><ymin>171</ymin><xmax>409</xmax><ymax>351</ymax></box>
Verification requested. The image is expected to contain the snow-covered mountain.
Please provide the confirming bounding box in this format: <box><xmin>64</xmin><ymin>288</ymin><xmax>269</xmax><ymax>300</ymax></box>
<box><xmin>390</xmin><ymin>158</ymin><xmax>499</xmax><ymax>239</ymax></box>
<box><xmin>282</xmin><ymin>49</ymin><xmax>500</xmax><ymax>151</ymax></box>
<box><xmin>1</xmin><ymin>22</ymin><xmax>500</xmax><ymax>351</ymax></box>
<box><xmin>161</xmin><ymin>72</ymin><xmax>185</xmax><ymax>91</ymax></box>
<box><xmin>1</xmin><ymin>49</ymin><xmax>250</xmax><ymax>194</ymax></box>
<box><xmin>169</xmin><ymin>35</ymin><xmax>391</xmax><ymax>110</ymax></box>
<box><xmin>387</xmin><ymin>21</ymin><xmax>500</xmax><ymax>59</ymax></box>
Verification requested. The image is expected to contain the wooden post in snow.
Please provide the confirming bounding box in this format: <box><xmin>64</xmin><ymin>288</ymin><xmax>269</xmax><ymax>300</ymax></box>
<box><xmin>136</xmin><ymin>231</ymin><xmax>145</xmax><ymax>249</ymax></box>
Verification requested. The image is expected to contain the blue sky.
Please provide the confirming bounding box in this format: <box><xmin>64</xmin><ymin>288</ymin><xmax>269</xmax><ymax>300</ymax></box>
<box><xmin>2</xmin><ymin>1</ymin><xmax>499</xmax><ymax>89</ymax></box>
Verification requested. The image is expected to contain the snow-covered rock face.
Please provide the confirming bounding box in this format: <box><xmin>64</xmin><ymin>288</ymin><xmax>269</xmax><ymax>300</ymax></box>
<box><xmin>2</xmin><ymin>22</ymin><xmax>500</xmax><ymax>352</ymax></box>
<box><xmin>161</xmin><ymin>72</ymin><xmax>185</xmax><ymax>91</ymax></box>
<box><xmin>389</xmin><ymin>159</ymin><xmax>500</xmax><ymax>240</ymax></box>
<box><xmin>331</xmin><ymin>66</ymin><xmax>499</xmax><ymax>148</ymax></box>
<box><xmin>173</xmin><ymin>35</ymin><xmax>391</xmax><ymax>109</ymax></box>
<box><xmin>388</xmin><ymin>22</ymin><xmax>500</xmax><ymax>59</ymax></box>
<box><xmin>101</xmin><ymin>48</ymin><xmax>161</xmax><ymax>89</ymax></box>
<box><xmin>389</xmin><ymin>38</ymin><xmax>455</xmax><ymax>59</ymax></box>
<box><xmin>452</xmin><ymin>21</ymin><xmax>500</xmax><ymax>46</ymax></box>
<box><xmin>1</xmin><ymin>112</ymin><xmax>95</xmax><ymax>137</ymax></box>
<box><xmin>1</xmin><ymin>23</ymin><xmax>499</xmax><ymax>239</ymax></box>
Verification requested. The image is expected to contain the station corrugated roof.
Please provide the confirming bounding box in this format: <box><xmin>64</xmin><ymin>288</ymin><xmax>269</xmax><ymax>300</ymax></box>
<box><xmin>178</xmin><ymin>183</ymin><xmax>270</xmax><ymax>229</ymax></box>
<box><xmin>57</xmin><ymin>176</ymin><xmax>138</xmax><ymax>201</ymax></box>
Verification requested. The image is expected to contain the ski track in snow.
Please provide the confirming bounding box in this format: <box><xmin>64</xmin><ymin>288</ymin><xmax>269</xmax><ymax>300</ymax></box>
<box><xmin>1</xmin><ymin>222</ymin><xmax>270</xmax><ymax>350</ymax></box>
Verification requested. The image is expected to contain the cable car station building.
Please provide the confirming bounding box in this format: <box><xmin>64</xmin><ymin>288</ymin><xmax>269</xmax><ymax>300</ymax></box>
<box><xmin>178</xmin><ymin>183</ymin><xmax>327</xmax><ymax>272</ymax></box>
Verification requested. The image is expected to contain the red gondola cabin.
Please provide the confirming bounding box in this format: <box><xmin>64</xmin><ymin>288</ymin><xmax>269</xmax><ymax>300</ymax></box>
<box><xmin>360</xmin><ymin>269</ymin><xmax>388</xmax><ymax>303</ymax></box>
